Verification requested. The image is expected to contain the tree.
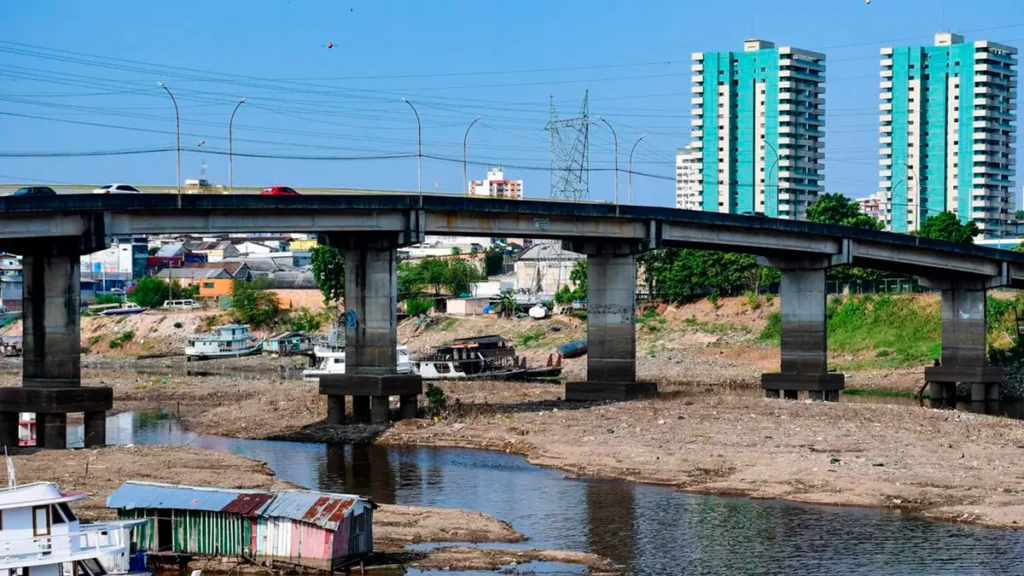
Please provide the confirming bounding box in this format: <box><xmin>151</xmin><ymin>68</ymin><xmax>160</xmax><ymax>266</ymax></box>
<box><xmin>450</xmin><ymin>246</ymin><xmax>462</xmax><ymax>256</ymax></box>
<box><xmin>807</xmin><ymin>192</ymin><xmax>883</xmax><ymax>231</ymax></box>
<box><xmin>483</xmin><ymin>247</ymin><xmax>505</xmax><ymax>276</ymax></box>
<box><xmin>917</xmin><ymin>211</ymin><xmax>980</xmax><ymax>244</ymax></box>
<box><xmin>493</xmin><ymin>291</ymin><xmax>518</xmax><ymax>318</ymax></box>
<box><xmin>1015</xmin><ymin>209</ymin><xmax>1024</xmax><ymax>220</ymax></box>
<box><xmin>230</xmin><ymin>278</ymin><xmax>280</xmax><ymax>326</ymax></box>
<box><xmin>443</xmin><ymin>259</ymin><xmax>482</xmax><ymax>297</ymax></box>
<box><xmin>129</xmin><ymin>276</ymin><xmax>190</xmax><ymax>308</ymax></box>
<box><xmin>569</xmin><ymin>259</ymin><xmax>587</xmax><ymax>300</ymax></box>
<box><xmin>310</xmin><ymin>245</ymin><xmax>345</xmax><ymax>305</ymax></box>
<box><xmin>397</xmin><ymin>262</ymin><xmax>425</xmax><ymax>300</ymax></box>
<box><xmin>147</xmin><ymin>246</ymin><xmax>160</xmax><ymax>256</ymax></box>
<box><xmin>419</xmin><ymin>258</ymin><xmax>449</xmax><ymax>295</ymax></box>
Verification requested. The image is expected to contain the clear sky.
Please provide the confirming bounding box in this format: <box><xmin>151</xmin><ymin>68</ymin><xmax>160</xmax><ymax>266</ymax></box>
<box><xmin>1</xmin><ymin>0</ymin><xmax>1021</xmax><ymax>207</ymax></box>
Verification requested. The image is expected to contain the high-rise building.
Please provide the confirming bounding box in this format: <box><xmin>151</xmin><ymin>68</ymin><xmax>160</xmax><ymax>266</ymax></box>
<box><xmin>675</xmin><ymin>143</ymin><xmax>702</xmax><ymax>209</ymax></box>
<box><xmin>856</xmin><ymin>191</ymin><xmax>889</xmax><ymax>222</ymax></box>
<box><xmin>469</xmin><ymin>166</ymin><xmax>523</xmax><ymax>199</ymax></box>
<box><xmin>690</xmin><ymin>39</ymin><xmax>825</xmax><ymax>219</ymax></box>
<box><xmin>879</xmin><ymin>32</ymin><xmax>1018</xmax><ymax>238</ymax></box>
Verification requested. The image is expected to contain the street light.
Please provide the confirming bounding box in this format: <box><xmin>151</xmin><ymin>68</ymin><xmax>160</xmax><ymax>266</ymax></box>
<box><xmin>764</xmin><ymin>139</ymin><xmax>779</xmax><ymax>215</ymax></box>
<box><xmin>157</xmin><ymin>82</ymin><xmax>181</xmax><ymax>199</ymax></box>
<box><xmin>627</xmin><ymin>134</ymin><xmax>646</xmax><ymax>205</ymax></box>
<box><xmin>597</xmin><ymin>117</ymin><xmax>618</xmax><ymax>205</ymax></box>
<box><xmin>228</xmin><ymin>97</ymin><xmax>247</xmax><ymax>195</ymax></box>
<box><xmin>463</xmin><ymin>116</ymin><xmax>481</xmax><ymax>196</ymax></box>
<box><xmin>402</xmin><ymin>98</ymin><xmax>422</xmax><ymax>195</ymax></box>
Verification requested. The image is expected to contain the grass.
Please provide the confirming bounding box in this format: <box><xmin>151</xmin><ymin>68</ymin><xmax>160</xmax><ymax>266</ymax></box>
<box><xmin>843</xmin><ymin>388</ymin><xmax>921</xmax><ymax>399</ymax></box>
<box><xmin>517</xmin><ymin>329</ymin><xmax>547</xmax><ymax>349</ymax></box>
<box><xmin>108</xmin><ymin>330</ymin><xmax>135</xmax><ymax>350</ymax></box>
<box><xmin>682</xmin><ymin>315</ymin><xmax>749</xmax><ymax>335</ymax></box>
<box><xmin>438</xmin><ymin>318</ymin><xmax>459</xmax><ymax>332</ymax></box>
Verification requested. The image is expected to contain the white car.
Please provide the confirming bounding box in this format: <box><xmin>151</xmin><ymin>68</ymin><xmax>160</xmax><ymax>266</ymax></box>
<box><xmin>93</xmin><ymin>183</ymin><xmax>142</xmax><ymax>194</ymax></box>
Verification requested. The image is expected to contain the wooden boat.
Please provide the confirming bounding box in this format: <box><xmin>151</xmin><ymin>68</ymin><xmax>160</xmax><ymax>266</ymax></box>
<box><xmin>185</xmin><ymin>324</ymin><xmax>262</xmax><ymax>360</ymax></box>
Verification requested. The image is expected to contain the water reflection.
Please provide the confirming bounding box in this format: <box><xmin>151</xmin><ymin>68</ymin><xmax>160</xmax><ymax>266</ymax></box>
<box><xmin>91</xmin><ymin>411</ymin><xmax>1024</xmax><ymax>575</ymax></box>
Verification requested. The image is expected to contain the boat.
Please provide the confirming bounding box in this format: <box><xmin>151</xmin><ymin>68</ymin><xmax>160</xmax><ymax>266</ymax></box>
<box><xmin>262</xmin><ymin>331</ymin><xmax>312</xmax><ymax>356</ymax></box>
<box><xmin>101</xmin><ymin>303</ymin><xmax>146</xmax><ymax>316</ymax></box>
<box><xmin>412</xmin><ymin>335</ymin><xmax>562</xmax><ymax>380</ymax></box>
<box><xmin>558</xmin><ymin>338</ymin><xmax>588</xmax><ymax>359</ymax></box>
<box><xmin>0</xmin><ymin>336</ymin><xmax>22</xmax><ymax>357</ymax></box>
<box><xmin>185</xmin><ymin>324</ymin><xmax>262</xmax><ymax>360</ymax></box>
<box><xmin>303</xmin><ymin>344</ymin><xmax>413</xmax><ymax>379</ymax></box>
<box><xmin>0</xmin><ymin>481</ymin><xmax>150</xmax><ymax>576</ymax></box>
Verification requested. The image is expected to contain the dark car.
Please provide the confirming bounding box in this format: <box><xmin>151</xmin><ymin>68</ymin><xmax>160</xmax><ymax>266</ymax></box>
<box><xmin>259</xmin><ymin>186</ymin><xmax>300</xmax><ymax>196</ymax></box>
<box><xmin>11</xmin><ymin>186</ymin><xmax>57</xmax><ymax>197</ymax></box>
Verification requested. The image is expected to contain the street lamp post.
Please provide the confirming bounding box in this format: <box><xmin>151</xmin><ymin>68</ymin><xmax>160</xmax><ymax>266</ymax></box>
<box><xmin>402</xmin><ymin>98</ymin><xmax>422</xmax><ymax>195</ymax></box>
<box><xmin>229</xmin><ymin>97</ymin><xmax>247</xmax><ymax>195</ymax></box>
<box><xmin>627</xmin><ymin>134</ymin><xmax>646</xmax><ymax>205</ymax></box>
<box><xmin>463</xmin><ymin>117</ymin><xmax>481</xmax><ymax>196</ymax></box>
<box><xmin>764</xmin><ymin>140</ymin><xmax>779</xmax><ymax>216</ymax></box>
<box><xmin>598</xmin><ymin>117</ymin><xmax>619</xmax><ymax>205</ymax></box>
<box><xmin>157</xmin><ymin>82</ymin><xmax>181</xmax><ymax>200</ymax></box>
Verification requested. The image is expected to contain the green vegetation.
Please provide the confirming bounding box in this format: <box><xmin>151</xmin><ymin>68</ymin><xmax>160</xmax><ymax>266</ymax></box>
<box><xmin>637</xmin><ymin>308</ymin><xmax>668</xmax><ymax>332</ymax></box>
<box><xmin>744</xmin><ymin>291</ymin><xmax>762</xmax><ymax>311</ymax></box>
<box><xmin>843</xmin><ymin>388</ymin><xmax>920</xmax><ymax>398</ymax></box>
<box><xmin>108</xmin><ymin>330</ymin><xmax>135</xmax><ymax>349</ymax></box>
<box><xmin>230</xmin><ymin>279</ymin><xmax>279</xmax><ymax>327</ymax></box>
<box><xmin>827</xmin><ymin>295</ymin><xmax>941</xmax><ymax>369</ymax></box>
<box><xmin>517</xmin><ymin>329</ymin><xmax>547</xmax><ymax>348</ymax></box>
<box><xmin>637</xmin><ymin>249</ymin><xmax>773</xmax><ymax>304</ymax></box>
<box><xmin>284</xmin><ymin>307</ymin><xmax>331</xmax><ymax>333</ymax></box>
<box><xmin>916</xmin><ymin>212</ymin><xmax>979</xmax><ymax>244</ymax></box>
<box><xmin>483</xmin><ymin>248</ymin><xmax>505</xmax><ymax>276</ymax></box>
<box><xmin>438</xmin><ymin>318</ymin><xmax>459</xmax><ymax>331</ymax></box>
<box><xmin>758</xmin><ymin>312</ymin><xmax>782</xmax><ymax>343</ymax></box>
<box><xmin>492</xmin><ymin>291</ymin><xmax>518</xmax><ymax>318</ymax></box>
<box><xmin>95</xmin><ymin>293</ymin><xmax>122</xmax><ymax>306</ymax></box>
<box><xmin>172</xmin><ymin>322</ymin><xmax>183</xmax><ymax>329</ymax></box>
<box><xmin>806</xmin><ymin>192</ymin><xmax>885</xmax><ymax>283</ymax></box>
<box><xmin>425</xmin><ymin>383</ymin><xmax>448</xmax><ymax>417</ymax></box>
<box><xmin>87</xmin><ymin>335</ymin><xmax>104</xmax><ymax>346</ymax></box>
<box><xmin>130</xmin><ymin>276</ymin><xmax>194</xmax><ymax>308</ymax></box>
<box><xmin>310</xmin><ymin>245</ymin><xmax>345</xmax><ymax>305</ymax></box>
<box><xmin>404</xmin><ymin>297</ymin><xmax>434</xmax><ymax>317</ymax></box>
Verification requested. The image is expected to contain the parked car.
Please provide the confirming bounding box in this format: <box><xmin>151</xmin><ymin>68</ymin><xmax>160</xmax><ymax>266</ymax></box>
<box><xmin>10</xmin><ymin>186</ymin><xmax>57</xmax><ymax>197</ymax></box>
<box><xmin>93</xmin><ymin>183</ymin><xmax>141</xmax><ymax>194</ymax></box>
<box><xmin>162</xmin><ymin>299</ymin><xmax>201</xmax><ymax>310</ymax></box>
<box><xmin>260</xmin><ymin>186</ymin><xmax>300</xmax><ymax>196</ymax></box>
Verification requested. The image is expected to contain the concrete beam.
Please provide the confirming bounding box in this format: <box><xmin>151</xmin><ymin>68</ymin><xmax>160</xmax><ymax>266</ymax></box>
<box><xmin>425</xmin><ymin>212</ymin><xmax>649</xmax><ymax>241</ymax></box>
<box><xmin>851</xmin><ymin>240</ymin><xmax>1004</xmax><ymax>278</ymax></box>
<box><xmin>661</xmin><ymin>223</ymin><xmax>841</xmax><ymax>256</ymax></box>
<box><xmin>107</xmin><ymin>210</ymin><xmax>417</xmax><ymax>236</ymax></box>
<box><xmin>0</xmin><ymin>214</ymin><xmax>91</xmax><ymax>240</ymax></box>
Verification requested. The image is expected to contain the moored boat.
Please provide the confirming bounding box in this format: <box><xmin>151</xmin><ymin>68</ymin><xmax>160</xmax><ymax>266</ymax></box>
<box><xmin>101</xmin><ymin>303</ymin><xmax>146</xmax><ymax>317</ymax></box>
<box><xmin>185</xmin><ymin>324</ymin><xmax>262</xmax><ymax>360</ymax></box>
<box><xmin>303</xmin><ymin>345</ymin><xmax>413</xmax><ymax>379</ymax></box>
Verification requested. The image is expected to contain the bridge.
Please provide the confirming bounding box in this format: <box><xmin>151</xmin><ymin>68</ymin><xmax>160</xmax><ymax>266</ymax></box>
<box><xmin>2</xmin><ymin>192</ymin><xmax>1022</xmax><ymax>448</ymax></box>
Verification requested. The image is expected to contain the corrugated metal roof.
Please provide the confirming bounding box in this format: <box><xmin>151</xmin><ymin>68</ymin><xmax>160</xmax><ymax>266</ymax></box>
<box><xmin>106</xmin><ymin>481</ymin><xmax>266</xmax><ymax>513</ymax></box>
<box><xmin>257</xmin><ymin>491</ymin><xmax>361</xmax><ymax>530</ymax></box>
<box><xmin>107</xmin><ymin>482</ymin><xmax>373</xmax><ymax>530</ymax></box>
<box><xmin>222</xmin><ymin>493</ymin><xmax>274</xmax><ymax>516</ymax></box>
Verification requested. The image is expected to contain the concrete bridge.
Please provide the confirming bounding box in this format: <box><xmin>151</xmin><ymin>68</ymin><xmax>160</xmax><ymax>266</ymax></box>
<box><xmin>2</xmin><ymin>192</ymin><xmax>1023</xmax><ymax>448</ymax></box>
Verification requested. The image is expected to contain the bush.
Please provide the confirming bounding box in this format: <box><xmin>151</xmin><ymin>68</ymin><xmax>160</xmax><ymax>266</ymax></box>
<box><xmin>744</xmin><ymin>291</ymin><xmax>761</xmax><ymax>311</ymax></box>
<box><xmin>108</xmin><ymin>330</ymin><xmax>135</xmax><ymax>349</ymax></box>
<box><xmin>173</xmin><ymin>322</ymin><xmax>183</xmax><ymax>329</ymax></box>
<box><xmin>131</xmin><ymin>276</ymin><xmax>192</xmax><ymax>308</ymax></box>
<box><xmin>554</xmin><ymin>285</ymin><xmax>574</xmax><ymax>306</ymax></box>
<box><xmin>759</xmin><ymin>312</ymin><xmax>781</xmax><ymax>343</ymax></box>
<box><xmin>230</xmin><ymin>279</ymin><xmax>280</xmax><ymax>327</ymax></box>
<box><xmin>405</xmin><ymin>297</ymin><xmax>433</xmax><ymax>317</ymax></box>
<box><xmin>285</xmin><ymin>307</ymin><xmax>328</xmax><ymax>333</ymax></box>
<box><xmin>707</xmin><ymin>293</ymin><xmax>720</xmax><ymax>309</ymax></box>
<box><xmin>425</xmin><ymin>383</ymin><xmax>448</xmax><ymax>417</ymax></box>
<box><xmin>95</xmin><ymin>293</ymin><xmax>121</xmax><ymax>306</ymax></box>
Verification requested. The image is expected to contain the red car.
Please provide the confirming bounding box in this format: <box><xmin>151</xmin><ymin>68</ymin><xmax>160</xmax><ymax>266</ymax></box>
<box><xmin>260</xmin><ymin>186</ymin><xmax>300</xmax><ymax>196</ymax></box>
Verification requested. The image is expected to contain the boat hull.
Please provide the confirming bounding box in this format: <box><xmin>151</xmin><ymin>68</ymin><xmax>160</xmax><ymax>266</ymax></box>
<box><xmin>186</xmin><ymin>345</ymin><xmax>263</xmax><ymax>361</ymax></box>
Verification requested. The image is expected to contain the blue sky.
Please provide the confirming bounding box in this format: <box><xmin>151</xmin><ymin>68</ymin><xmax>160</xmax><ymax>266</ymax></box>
<box><xmin>1</xmin><ymin>0</ymin><xmax>1021</xmax><ymax>207</ymax></box>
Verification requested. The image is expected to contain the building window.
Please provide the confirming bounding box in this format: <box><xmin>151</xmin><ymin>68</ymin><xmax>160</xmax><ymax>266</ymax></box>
<box><xmin>202</xmin><ymin>282</ymin><xmax>215</xmax><ymax>289</ymax></box>
<box><xmin>33</xmin><ymin>505</ymin><xmax>50</xmax><ymax>537</ymax></box>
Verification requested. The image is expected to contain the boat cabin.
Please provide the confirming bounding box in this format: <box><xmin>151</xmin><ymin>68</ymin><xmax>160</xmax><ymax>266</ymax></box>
<box><xmin>185</xmin><ymin>324</ymin><xmax>259</xmax><ymax>360</ymax></box>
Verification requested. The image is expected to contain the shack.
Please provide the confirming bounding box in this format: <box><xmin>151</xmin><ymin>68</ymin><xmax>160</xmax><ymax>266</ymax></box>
<box><xmin>106</xmin><ymin>482</ymin><xmax>376</xmax><ymax>572</ymax></box>
<box><xmin>263</xmin><ymin>331</ymin><xmax>311</xmax><ymax>355</ymax></box>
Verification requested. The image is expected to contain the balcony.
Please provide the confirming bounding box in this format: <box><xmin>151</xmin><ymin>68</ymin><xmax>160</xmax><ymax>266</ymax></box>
<box><xmin>880</xmin><ymin>81</ymin><xmax>893</xmax><ymax>90</ymax></box>
<box><xmin>881</xmin><ymin>69</ymin><xmax>893</xmax><ymax>78</ymax></box>
<box><xmin>879</xmin><ymin>169</ymin><xmax>893</xmax><ymax>178</ymax></box>
<box><xmin>880</xmin><ymin>136</ymin><xmax>893</xmax><ymax>145</ymax></box>
<box><xmin>691</xmin><ymin>63</ymin><xmax>704</xmax><ymax>73</ymax></box>
<box><xmin>880</xmin><ymin>157</ymin><xmax>892</xmax><ymax>166</ymax></box>
<box><xmin>691</xmin><ymin>117</ymin><xmax>703</xmax><ymax>127</ymax></box>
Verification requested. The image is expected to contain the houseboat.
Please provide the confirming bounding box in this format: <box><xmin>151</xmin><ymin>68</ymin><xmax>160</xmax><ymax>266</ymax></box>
<box><xmin>107</xmin><ymin>482</ymin><xmax>376</xmax><ymax>572</ymax></box>
<box><xmin>262</xmin><ymin>331</ymin><xmax>312</xmax><ymax>356</ymax></box>
<box><xmin>101</xmin><ymin>303</ymin><xmax>145</xmax><ymax>317</ymax></box>
<box><xmin>302</xmin><ymin>345</ymin><xmax>413</xmax><ymax>379</ymax></box>
<box><xmin>0</xmin><ymin>481</ymin><xmax>149</xmax><ymax>576</ymax></box>
<box><xmin>185</xmin><ymin>324</ymin><xmax>261</xmax><ymax>360</ymax></box>
<box><xmin>412</xmin><ymin>335</ymin><xmax>562</xmax><ymax>380</ymax></box>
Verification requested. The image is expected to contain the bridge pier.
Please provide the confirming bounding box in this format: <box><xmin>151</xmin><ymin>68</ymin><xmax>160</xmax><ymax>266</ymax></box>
<box><xmin>923</xmin><ymin>278</ymin><xmax>1003</xmax><ymax>410</ymax></box>
<box><xmin>758</xmin><ymin>257</ymin><xmax>843</xmax><ymax>401</ymax></box>
<box><xmin>0</xmin><ymin>238</ymin><xmax>112</xmax><ymax>449</ymax></box>
<box><xmin>318</xmin><ymin>232</ymin><xmax>423</xmax><ymax>424</ymax></box>
<box><xmin>564</xmin><ymin>240</ymin><xmax>656</xmax><ymax>401</ymax></box>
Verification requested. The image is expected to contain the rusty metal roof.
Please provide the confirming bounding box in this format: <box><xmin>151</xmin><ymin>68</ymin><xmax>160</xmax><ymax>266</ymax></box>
<box><xmin>222</xmin><ymin>493</ymin><xmax>274</xmax><ymax>516</ymax></box>
<box><xmin>257</xmin><ymin>491</ymin><xmax>366</xmax><ymax>531</ymax></box>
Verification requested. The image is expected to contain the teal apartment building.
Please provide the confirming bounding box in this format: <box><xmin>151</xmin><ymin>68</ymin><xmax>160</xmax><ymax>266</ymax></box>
<box><xmin>879</xmin><ymin>32</ymin><xmax>1018</xmax><ymax>238</ymax></box>
<box><xmin>684</xmin><ymin>39</ymin><xmax>825</xmax><ymax>219</ymax></box>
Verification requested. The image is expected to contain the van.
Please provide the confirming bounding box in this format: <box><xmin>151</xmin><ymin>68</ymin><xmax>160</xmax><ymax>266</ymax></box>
<box><xmin>162</xmin><ymin>299</ymin><xmax>200</xmax><ymax>310</ymax></box>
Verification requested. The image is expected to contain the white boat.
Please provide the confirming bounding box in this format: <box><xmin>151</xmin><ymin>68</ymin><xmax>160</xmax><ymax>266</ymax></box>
<box><xmin>0</xmin><ymin>481</ymin><xmax>150</xmax><ymax>576</ymax></box>
<box><xmin>411</xmin><ymin>358</ymin><xmax>470</xmax><ymax>380</ymax></box>
<box><xmin>185</xmin><ymin>324</ymin><xmax>262</xmax><ymax>360</ymax></box>
<box><xmin>302</xmin><ymin>345</ymin><xmax>413</xmax><ymax>379</ymax></box>
<box><xmin>101</xmin><ymin>303</ymin><xmax>145</xmax><ymax>317</ymax></box>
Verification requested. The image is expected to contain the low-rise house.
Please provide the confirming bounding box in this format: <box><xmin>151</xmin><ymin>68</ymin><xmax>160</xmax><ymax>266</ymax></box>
<box><xmin>107</xmin><ymin>482</ymin><xmax>376</xmax><ymax>571</ymax></box>
<box><xmin>446</xmin><ymin>296</ymin><xmax>491</xmax><ymax>316</ymax></box>
<box><xmin>513</xmin><ymin>241</ymin><xmax>584</xmax><ymax>296</ymax></box>
<box><xmin>263</xmin><ymin>331</ymin><xmax>311</xmax><ymax>355</ymax></box>
<box><xmin>184</xmin><ymin>240</ymin><xmax>238</xmax><ymax>263</ymax></box>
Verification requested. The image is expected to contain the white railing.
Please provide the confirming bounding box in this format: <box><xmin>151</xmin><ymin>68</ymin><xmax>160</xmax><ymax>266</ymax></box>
<box><xmin>0</xmin><ymin>523</ymin><xmax>131</xmax><ymax>567</ymax></box>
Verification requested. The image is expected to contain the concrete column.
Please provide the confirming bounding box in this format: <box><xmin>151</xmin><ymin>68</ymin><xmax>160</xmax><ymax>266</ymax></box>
<box><xmin>83</xmin><ymin>410</ymin><xmax>106</xmax><ymax>447</ymax></box>
<box><xmin>352</xmin><ymin>396</ymin><xmax>371</xmax><ymax>424</ymax></box>
<box><xmin>759</xmin><ymin>258</ymin><xmax>843</xmax><ymax>400</ymax></box>
<box><xmin>564</xmin><ymin>240</ymin><xmax>656</xmax><ymax>401</ymax></box>
<box><xmin>344</xmin><ymin>239</ymin><xmax>399</xmax><ymax>375</ymax></box>
<box><xmin>399</xmin><ymin>394</ymin><xmax>418</xmax><ymax>420</ymax></box>
<box><xmin>36</xmin><ymin>413</ymin><xmax>66</xmax><ymax>449</ymax></box>
<box><xmin>370</xmin><ymin>396</ymin><xmax>390</xmax><ymax>424</ymax></box>
<box><xmin>923</xmin><ymin>279</ymin><xmax>1003</xmax><ymax>405</ymax></box>
<box><xmin>22</xmin><ymin>253</ymin><xmax>81</xmax><ymax>389</ymax></box>
<box><xmin>327</xmin><ymin>396</ymin><xmax>346</xmax><ymax>425</ymax></box>
<box><xmin>0</xmin><ymin>412</ymin><xmax>17</xmax><ymax>448</ymax></box>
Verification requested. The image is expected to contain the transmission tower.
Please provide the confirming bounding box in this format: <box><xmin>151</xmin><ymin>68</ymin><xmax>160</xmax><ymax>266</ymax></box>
<box><xmin>546</xmin><ymin>90</ymin><xmax>590</xmax><ymax>201</ymax></box>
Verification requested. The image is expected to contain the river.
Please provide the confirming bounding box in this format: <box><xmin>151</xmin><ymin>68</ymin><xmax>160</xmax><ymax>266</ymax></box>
<box><xmin>61</xmin><ymin>410</ymin><xmax>1024</xmax><ymax>575</ymax></box>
